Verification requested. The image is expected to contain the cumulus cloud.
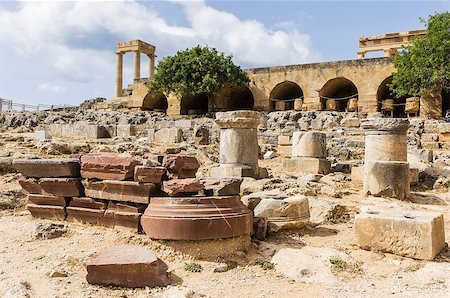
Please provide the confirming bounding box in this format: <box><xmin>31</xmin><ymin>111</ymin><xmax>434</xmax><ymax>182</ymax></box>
<box><xmin>0</xmin><ymin>0</ymin><xmax>319</xmax><ymax>105</ymax></box>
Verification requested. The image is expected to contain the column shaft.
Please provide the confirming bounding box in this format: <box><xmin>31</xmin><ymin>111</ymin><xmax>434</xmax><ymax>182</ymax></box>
<box><xmin>149</xmin><ymin>55</ymin><xmax>155</xmax><ymax>79</ymax></box>
<box><xmin>115</xmin><ymin>53</ymin><xmax>123</xmax><ymax>98</ymax></box>
<box><xmin>134</xmin><ymin>51</ymin><xmax>141</xmax><ymax>81</ymax></box>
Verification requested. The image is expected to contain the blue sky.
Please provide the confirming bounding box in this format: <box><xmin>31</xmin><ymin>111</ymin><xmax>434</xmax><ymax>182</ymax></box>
<box><xmin>0</xmin><ymin>0</ymin><xmax>448</xmax><ymax>106</ymax></box>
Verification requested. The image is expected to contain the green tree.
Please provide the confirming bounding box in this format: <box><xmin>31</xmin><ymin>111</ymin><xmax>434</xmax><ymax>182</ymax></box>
<box><xmin>391</xmin><ymin>11</ymin><xmax>450</xmax><ymax>97</ymax></box>
<box><xmin>148</xmin><ymin>45</ymin><xmax>249</xmax><ymax>96</ymax></box>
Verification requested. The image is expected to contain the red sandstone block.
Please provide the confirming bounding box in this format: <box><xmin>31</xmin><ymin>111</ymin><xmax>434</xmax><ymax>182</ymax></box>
<box><xmin>40</xmin><ymin>178</ymin><xmax>84</xmax><ymax>197</ymax></box>
<box><xmin>66</xmin><ymin>207</ymin><xmax>105</xmax><ymax>224</ymax></box>
<box><xmin>83</xmin><ymin>180</ymin><xmax>155</xmax><ymax>204</ymax></box>
<box><xmin>80</xmin><ymin>153</ymin><xmax>139</xmax><ymax>180</ymax></box>
<box><xmin>27</xmin><ymin>204</ymin><xmax>66</xmax><ymax>220</ymax></box>
<box><xmin>69</xmin><ymin>197</ymin><xmax>107</xmax><ymax>210</ymax></box>
<box><xmin>144</xmin><ymin>154</ymin><xmax>165</xmax><ymax>165</ymax></box>
<box><xmin>134</xmin><ymin>166</ymin><xmax>166</xmax><ymax>184</ymax></box>
<box><xmin>27</xmin><ymin>194</ymin><xmax>69</xmax><ymax>207</ymax></box>
<box><xmin>161</xmin><ymin>178</ymin><xmax>204</xmax><ymax>196</ymax></box>
<box><xmin>12</xmin><ymin>158</ymin><xmax>80</xmax><ymax>178</ymax></box>
<box><xmin>162</xmin><ymin>155</ymin><xmax>200</xmax><ymax>179</ymax></box>
<box><xmin>114</xmin><ymin>211</ymin><xmax>141</xmax><ymax>232</ymax></box>
<box><xmin>107</xmin><ymin>201</ymin><xmax>146</xmax><ymax>213</ymax></box>
<box><xmin>19</xmin><ymin>178</ymin><xmax>42</xmax><ymax>194</ymax></box>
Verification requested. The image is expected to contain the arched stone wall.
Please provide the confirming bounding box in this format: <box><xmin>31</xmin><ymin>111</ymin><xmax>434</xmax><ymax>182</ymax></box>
<box><xmin>269</xmin><ymin>81</ymin><xmax>304</xmax><ymax>111</ymax></box>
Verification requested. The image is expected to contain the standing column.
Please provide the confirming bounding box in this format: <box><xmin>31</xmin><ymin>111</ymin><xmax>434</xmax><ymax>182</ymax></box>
<box><xmin>0</xmin><ymin>99</ymin><xmax>3</xmax><ymax>112</ymax></box>
<box><xmin>115</xmin><ymin>52</ymin><xmax>123</xmax><ymax>98</ymax></box>
<box><xmin>212</xmin><ymin>111</ymin><xmax>267</xmax><ymax>179</ymax></box>
<box><xmin>361</xmin><ymin>117</ymin><xmax>410</xmax><ymax>200</ymax></box>
<box><xmin>133</xmin><ymin>51</ymin><xmax>141</xmax><ymax>81</ymax></box>
<box><xmin>149</xmin><ymin>55</ymin><xmax>155</xmax><ymax>79</ymax></box>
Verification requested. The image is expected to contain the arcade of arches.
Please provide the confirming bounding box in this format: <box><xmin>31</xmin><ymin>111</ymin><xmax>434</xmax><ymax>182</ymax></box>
<box><xmin>269</xmin><ymin>81</ymin><xmax>303</xmax><ymax>111</ymax></box>
<box><xmin>319</xmin><ymin>78</ymin><xmax>358</xmax><ymax>112</ymax></box>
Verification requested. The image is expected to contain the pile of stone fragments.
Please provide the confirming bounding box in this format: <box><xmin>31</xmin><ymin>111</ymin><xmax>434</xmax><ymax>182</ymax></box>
<box><xmin>13</xmin><ymin>153</ymin><xmax>252</xmax><ymax>239</ymax></box>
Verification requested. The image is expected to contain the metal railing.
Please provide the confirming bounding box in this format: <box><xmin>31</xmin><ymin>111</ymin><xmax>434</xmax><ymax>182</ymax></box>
<box><xmin>0</xmin><ymin>98</ymin><xmax>77</xmax><ymax>112</ymax></box>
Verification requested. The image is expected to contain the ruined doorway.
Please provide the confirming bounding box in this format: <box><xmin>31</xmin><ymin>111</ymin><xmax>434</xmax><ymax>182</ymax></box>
<box><xmin>269</xmin><ymin>81</ymin><xmax>303</xmax><ymax>111</ymax></box>
<box><xmin>180</xmin><ymin>94</ymin><xmax>209</xmax><ymax>115</ymax></box>
<box><xmin>377</xmin><ymin>76</ymin><xmax>408</xmax><ymax>118</ymax></box>
<box><xmin>142</xmin><ymin>92</ymin><xmax>168</xmax><ymax>112</ymax></box>
<box><xmin>228</xmin><ymin>86</ymin><xmax>254</xmax><ymax>111</ymax></box>
<box><xmin>319</xmin><ymin>78</ymin><xmax>358</xmax><ymax>112</ymax></box>
<box><xmin>442</xmin><ymin>88</ymin><xmax>450</xmax><ymax>117</ymax></box>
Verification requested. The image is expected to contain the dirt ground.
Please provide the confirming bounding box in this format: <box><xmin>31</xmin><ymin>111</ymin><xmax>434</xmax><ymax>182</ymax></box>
<box><xmin>0</xmin><ymin>133</ymin><xmax>449</xmax><ymax>297</ymax></box>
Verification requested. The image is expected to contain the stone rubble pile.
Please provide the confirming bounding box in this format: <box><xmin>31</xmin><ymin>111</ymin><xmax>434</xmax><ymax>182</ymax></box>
<box><xmin>13</xmin><ymin>153</ymin><xmax>254</xmax><ymax>239</ymax></box>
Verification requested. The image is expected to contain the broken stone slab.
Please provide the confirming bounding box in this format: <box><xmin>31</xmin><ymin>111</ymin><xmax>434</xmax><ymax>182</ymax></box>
<box><xmin>27</xmin><ymin>194</ymin><xmax>69</xmax><ymax>207</ymax></box>
<box><xmin>154</xmin><ymin>128</ymin><xmax>182</xmax><ymax>144</ymax></box>
<box><xmin>161</xmin><ymin>178</ymin><xmax>204</xmax><ymax>196</ymax></box>
<box><xmin>200</xmin><ymin>178</ymin><xmax>242</xmax><ymax>196</ymax></box>
<box><xmin>254</xmin><ymin>195</ymin><xmax>310</xmax><ymax>232</ymax></box>
<box><xmin>282</xmin><ymin>157</ymin><xmax>331</xmax><ymax>175</ymax></box>
<box><xmin>19</xmin><ymin>178</ymin><xmax>43</xmax><ymax>194</ymax></box>
<box><xmin>355</xmin><ymin>208</ymin><xmax>446</xmax><ymax>260</ymax></box>
<box><xmin>80</xmin><ymin>153</ymin><xmax>139</xmax><ymax>181</ymax></box>
<box><xmin>240</xmin><ymin>189</ymin><xmax>287</xmax><ymax>211</ymax></box>
<box><xmin>83</xmin><ymin>180</ymin><xmax>155</xmax><ymax>204</ymax></box>
<box><xmin>162</xmin><ymin>155</ymin><xmax>200</xmax><ymax>179</ymax></box>
<box><xmin>12</xmin><ymin>158</ymin><xmax>80</xmax><ymax>178</ymax></box>
<box><xmin>66</xmin><ymin>207</ymin><xmax>105</xmax><ymax>225</ymax></box>
<box><xmin>86</xmin><ymin>244</ymin><xmax>170</xmax><ymax>288</ymax></box>
<box><xmin>134</xmin><ymin>165</ymin><xmax>166</xmax><ymax>184</ymax></box>
<box><xmin>39</xmin><ymin>178</ymin><xmax>84</xmax><ymax>197</ymax></box>
<box><xmin>69</xmin><ymin>197</ymin><xmax>107</xmax><ymax>210</ymax></box>
<box><xmin>27</xmin><ymin>204</ymin><xmax>66</xmax><ymax>220</ymax></box>
<box><xmin>292</xmin><ymin>131</ymin><xmax>327</xmax><ymax>158</ymax></box>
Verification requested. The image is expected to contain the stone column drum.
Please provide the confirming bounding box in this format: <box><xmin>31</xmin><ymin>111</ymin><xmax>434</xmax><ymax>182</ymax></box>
<box><xmin>282</xmin><ymin>131</ymin><xmax>331</xmax><ymax>174</ymax></box>
<box><xmin>361</xmin><ymin>117</ymin><xmax>410</xmax><ymax>200</ymax></box>
<box><xmin>211</xmin><ymin>111</ymin><xmax>267</xmax><ymax>179</ymax></box>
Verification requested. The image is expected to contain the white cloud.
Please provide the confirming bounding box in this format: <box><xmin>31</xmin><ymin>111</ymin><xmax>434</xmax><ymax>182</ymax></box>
<box><xmin>0</xmin><ymin>0</ymin><xmax>319</xmax><ymax>105</ymax></box>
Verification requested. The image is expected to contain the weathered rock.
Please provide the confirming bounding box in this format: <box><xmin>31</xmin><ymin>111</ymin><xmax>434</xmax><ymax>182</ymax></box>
<box><xmin>282</xmin><ymin>157</ymin><xmax>331</xmax><ymax>175</ymax></box>
<box><xmin>86</xmin><ymin>245</ymin><xmax>170</xmax><ymax>288</ymax></box>
<box><xmin>162</xmin><ymin>155</ymin><xmax>200</xmax><ymax>179</ymax></box>
<box><xmin>134</xmin><ymin>166</ymin><xmax>166</xmax><ymax>184</ymax></box>
<box><xmin>292</xmin><ymin>131</ymin><xmax>327</xmax><ymax>158</ymax></box>
<box><xmin>32</xmin><ymin>223</ymin><xmax>67</xmax><ymax>240</ymax></box>
<box><xmin>253</xmin><ymin>217</ymin><xmax>268</xmax><ymax>241</ymax></box>
<box><xmin>12</xmin><ymin>158</ymin><xmax>80</xmax><ymax>178</ymax></box>
<box><xmin>351</xmin><ymin>166</ymin><xmax>363</xmax><ymax>187</ymax></box>
<box><xmin>19</xmin><ymin>178</ymin><xmax>42</xmax><ymax>194</ymax></box>
<box><xmin>83</xmin><ymin>180</ymin><xmax>155</xmax><ymax>204</ymax></box>
<box><xmin>27</xmin><ymin>204</ymin><xmax>66</xmax><ymax>220</ymax></box>
<box><xmin>69</xmin><ymin>197</ymin><xmax>107</xmax><ymax>209</ymax></box>
<box><xmin>161</xmin><ymin>178</ymin><xmax>204</xmax><ymax>196</ymax></box>
<box><xmin>194</xmin><ymin>127</ymin><xmax>209</xmax><ymax>145</ymax></box>
<box><xmin>253</xmin><ymin>195</ymin><xmax>310</xmax><ymax>232</ymax></box>
<box><xmin>80</xmin><ymin>153</ymin><xmax>139</xmax><ymax>180</ymax></box>
<box><xmin>355</xmin><ymin>208</ymin><xmax>446</xmax><ymax>260</ymax></box>
<box><xmin>364</xmin><ymin>161</ymin><xmax>410</xmax><ymax>200</ymax></box>
<box><xmin>240</xmin><ymin>189</ymin><xmax>286</xmax><ymax>211</ymax></box>
<box><xmin>154</xmin><ymin>128</ymin><xmax>182</xmax><ymax>144</ymax></box>
<box><xmin>201</xmin><ymin>178</ymin><xmax>242</xmax><ymax>196</ymax></box>
<box><xmin>39</xmin><ymin>178</ymin><xmax>84</xmax><ymax>197</ymax></box>
<box><xmin>27</xmin><ymin>194</ymin><xmax>69</xmax><ymax>206</ymax></box>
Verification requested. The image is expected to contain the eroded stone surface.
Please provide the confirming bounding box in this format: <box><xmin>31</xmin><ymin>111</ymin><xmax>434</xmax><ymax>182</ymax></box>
<box><xmin>162</xmin><ymin>155</ymin><xmax>199</xmax><ymax>179</ymax></box>
<box><xmin>292</xmin><ymin>131</ymin><xmax>327</xmax><ymax>158</ymax></box>
<box><xmin>86</xmin><ymin>245</ymin><xmax>170</xmax><ymax>288</ymax></box>
<box><xmin>19</xmin><ymin>178</ymin><xmax>42</xmax><ymax>194</ymax></box>
<box><xmin>83</xmin><ymin>180</ymin><xmax>155</xmax><ymax>204</ymax></box>
<box><xmin>39</xmin><ymin>178</ymin><xmax>84</xmax><ymax>197</ymax></box>
<box><xmin>80</xmin><ymin>153</ymin><xmax>139</xmax><ymax>180</ymax></box>
<box><xmin>355</xmin><ymin>208</ymin><xmax>446</xmax><ymax>260</ymax></box>
<box><xmin>13</xmin><ymin>158</ymin><xmax>80</xmax><ymax>178</ymax></box>
<box><xmin>161</xmin><ymin>178</ymin><xmax>204</xmax><ymax>196</ymax></box>
<box><xmin>28</xmin><ymin>194</ymin><xmax>69</xmax><ymax>207</ymax></box>
<box><xmin>134</xmin><ymin>165</ymin><xmax>166</xmax><ymax>184</ymax></box>
<box><xmin>200</xmin><ymin>178</ymin><xmax>242</xmax><ymax>196</ymax></box>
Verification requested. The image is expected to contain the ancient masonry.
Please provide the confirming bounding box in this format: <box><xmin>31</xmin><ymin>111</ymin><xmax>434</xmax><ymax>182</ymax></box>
<box><xmin>13</xmin><ymin>153</ymin><xmax>253</xmax><ymax>239</ymax></box>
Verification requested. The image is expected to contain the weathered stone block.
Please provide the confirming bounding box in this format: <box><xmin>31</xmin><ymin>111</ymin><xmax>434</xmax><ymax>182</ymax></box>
<box><xmin>423</xmin><ymin>121</ymin><xmax>439</xmax><ymax>134</ymax></box>
<box><xmin>134</xmin><ymin>166</ymin><xmax>166</xmax><ymax>184</ymax></box>
<box><xmin>211</xmin><ymin>164</ymin><xmax>268</xmax><ymax>179</ymax></box>
<box><xmin>438</xmin><ymin>132</ymin><xmax>450</xmax><ymax>143</ymax></box>
<box><xmin>421</xmin><ymin>133</ymin><xmax>439</xmax><ymax>143</ymax></box>
<box><xmin>154</xmin><ymin>128</ymin><xmax>182</xmax><ymax>144</ymax></box>
<box><xmin>39</xmin><ymin>178</ymin><xmax>84</xmax><ymax>197</ymax></box>
<box><xmin>162</xmin><ymin>155</ymin><xmax>200</xmax><ymax>179</ymax></box>
<box><xmin>276</xmin><ymin>146</ymin><xmax>292</xmax><ymax>157</ymax></box>
<box><xmin>282</xmin><ymin>157</ymin><xmax>331</xmax><ymax>175</ymax></box>
<box><xmin>292</xmin><ymin>131</ymin><xmax>327</xmax><ymax>158</ymax></box>
<box><xmin>12</xmin><ymin>158</ymin><xmax>80</xmax><ymax>178</ymax></box>
<box><xmin>194</xmin><ymin>127</ymin><xmax>209</xmax><ymax>145</ymax></box>
<box><xmin>200</xmin><ymin>178</ymin><xmax>242</xmax><ymax>196</ymax></box>
<box><xmin>19</xmin><ymin>178</ymin><xmax>42</xmax><ymax>194</ymax></box>
<box><xmin>86</xmin><ymin>245</ymin><xmax>170</xmax><ymax>288</ymax></box>
<box><xmin>421</xmin><ymin>141</ymin><xmax>440</xmax><ymax>150</ymax></box>
<box><xmin>364</xmin><ymin>161</ymin><xmax>410</xmax><ymax>200</ymax></box>
<box><xmin>116</xmin><ymin>124</ymin><xmax>141</xmax><ymax>137</ymax></box>
<box><xmin>175</xmin><ymin>120</ymin><xmax>194</xmax><ymax>128</ymax></box>
<box><xmin>28</xmin><ymin>194</ymin><xmax>69</xmax><ymax>207</ymax></box>
<box><xmin>35</xmin><ymin>131</ymin><xmax>52</xmax><ymax>140</ymax></box>
<box><xmin>73</xmin><ymin>122</ymin><xmax>109</xmax><ymax>139</ymax></box>
<box><xmin>69</xmin><ymin>197</ymin><xmax>107</xmax><ymax>210</ymax></box>
<box><xmin>438</xmin><ymin>122</ymin><xmax>450</xmax><ymax>133</ymax></box>
<box><xmin>83</xmin><ymin>180</ymin><xmax>155</xmax><ymax>204</ymax></box>
<box><xmin>409</xmin><ymin>168</ymin><xmax>419</xmax><ymax>186</ymax></box>
<box><xmin>66</xmin><ymin>207</ymin><xmax>105</xmax><ymax>224</ymax></box>
<box><xmin>27</xmin><ymin>204</ymin><xmax>66</xmax><ymax>220</ymax></box>
<box><xmin>351</xmin><ymin>166</ymin><xmax>363</xmax><ymax>187</ymax></box>
<box><xmin>278</xmin><ymin>135</ymin><xmax>291</xmax><ymax>146</ymax></box>
<box><xmin>48</xmin><ymin>124</ymin><xmax>62</xmax><ymax>138</ymax></box>
<box><xmin>147</xmin><ymin>128</ymin><xmax>156</xmax><ymax>142</ymax></box>
<box><xmin>340</xmin><ymin>117</ymin><xmax>360</xmax><ymax>128</ymax></box>
<box><xmin>80</xmin><ymin>153</ymin><xmax>139</xmax><ymax>180</ymax></box>
<box><xmin>161</xmin><ymin>178</ymin><xmax>204</xmax><ymax>196</ymax></box>
<box><xmin>253</xmin><ymin>195</ymin><xmax>310</xmax><ymax>232</ymax></box>
<box><xmin>355</xmin><ymin>209</ymin><xmax>446</xmax><ymax>260</ymax></box>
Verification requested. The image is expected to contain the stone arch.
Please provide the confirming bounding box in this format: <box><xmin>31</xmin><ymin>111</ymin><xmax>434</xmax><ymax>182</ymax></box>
<box><xmin>180</xmin><ymin>94</ymin><xmax>209</xmax><ymax>115</ymax></box>
<box><xmin>376</xmin><ymin>76</ymin><xmax>409</xmax><ymax>118</ymax></box>
<box><xmin>142</xmin><ymin>92</ymin><xmax>168</xmax><ymax>112</ymax></box>
<box><xmin>269</xmin><ymin>81</ymin><xmax>304</xmax><ymax>111</ymax></box>
<box><xmin>319</xmin><ymin>77</ymin><xmax>358</xmax><ymax>111</ymax></box>
<box><xmin>228</xmin><ymin>86</ymin><xmax>254</xmax><ymax>111</ymax></box>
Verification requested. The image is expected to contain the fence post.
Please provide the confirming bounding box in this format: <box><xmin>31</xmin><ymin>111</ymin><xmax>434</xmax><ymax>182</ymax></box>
<box><xmin>8</xmin><ymin>100</ymin><xmax>12</xmax><ymax>111</ymax></box>
<box><xmin>0</xmin><ymin>99</ymin><xmax>2</xmax><ymax>112</ymax></box>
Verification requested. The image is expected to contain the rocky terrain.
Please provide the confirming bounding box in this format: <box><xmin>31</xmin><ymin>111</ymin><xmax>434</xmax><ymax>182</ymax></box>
<box><xmin>0</xmin><ymin>109</ymin><xmax>449</xmax><ymax>297</ymax></box>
